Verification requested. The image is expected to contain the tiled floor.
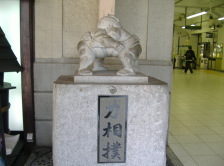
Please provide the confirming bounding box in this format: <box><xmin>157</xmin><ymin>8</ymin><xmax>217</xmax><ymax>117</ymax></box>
<box><xmin>168</xmin><ymin>68</ymin><xmax>224</xmax><ymax>166</ymax></box>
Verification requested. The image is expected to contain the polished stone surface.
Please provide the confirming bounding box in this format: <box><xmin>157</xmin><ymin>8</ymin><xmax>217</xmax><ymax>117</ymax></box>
<box><xmin>169</xmin><ymin>69</ymin><xmax>224</xmax><ymax>166</ymax></box>
<box><xmin>98</xmin><ymin>96</ymin><xmax>128</xmax><ymax>163</ymax></box>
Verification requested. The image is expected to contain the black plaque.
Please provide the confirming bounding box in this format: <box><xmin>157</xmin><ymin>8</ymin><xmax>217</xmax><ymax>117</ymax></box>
<box><xmin>98</xmin><ymin>96</ymin><xmax>128</xmax><ymax>163</ymax></box>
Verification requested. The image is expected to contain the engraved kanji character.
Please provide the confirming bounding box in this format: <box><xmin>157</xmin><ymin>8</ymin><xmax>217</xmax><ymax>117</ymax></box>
<box><xmin>104</xmin><ymin>99</ymin><xmax>120</xmax><ymax>119</ymax></box>
<box><xmin>103</xmin><ymin>122</ymin><xmax>112</xmax><ymax>137</ymax></box>
<box><xmin>102</xmin><ymin>142</ymin><xmax>110</xmax><ymax>159</ymax></box>
<box><xmin>111</xmin><ymin>141</ymin><xmax>122</xmax><ymax>160</ymax></box>
<box><xmin>113</xmin><ymin>124</ymin><xmax>122</xmax><ymax>138</ymax></box>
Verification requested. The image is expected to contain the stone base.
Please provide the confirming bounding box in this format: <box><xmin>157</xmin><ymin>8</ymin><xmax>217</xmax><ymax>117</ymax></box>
<box><xmin>53</xmin><ymin>72</ymin><xmax>169</xmax><ymax>166</ymax></box>
<box><xmin>74</xmin><ymin>71</ymin><xmax>149</xmax><ymax>84</ymax></box>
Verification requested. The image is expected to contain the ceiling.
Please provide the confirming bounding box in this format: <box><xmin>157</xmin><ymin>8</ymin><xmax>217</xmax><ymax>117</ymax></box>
<box><xmin>174</xmin><ymin>0</ymin><xmax>224</xmax><ymax>28</ymax></box>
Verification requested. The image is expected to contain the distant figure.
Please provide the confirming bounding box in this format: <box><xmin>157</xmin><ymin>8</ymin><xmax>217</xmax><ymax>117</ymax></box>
<box><xmin>184</xmin><ymin>46</ymin><xmax>197</xmax><ymax>74</ymax></box>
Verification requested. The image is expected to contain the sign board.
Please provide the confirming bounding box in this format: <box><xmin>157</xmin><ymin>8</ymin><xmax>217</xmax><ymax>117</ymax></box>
<box><xmin>185</xmin><ymin>26</ymin><xmax>202</xmax><ymax>30</ymax></box>
<box><xmin>98</xmin><ymin>95</ymin><xmax>128</xmax><ymax>163</ymax></box>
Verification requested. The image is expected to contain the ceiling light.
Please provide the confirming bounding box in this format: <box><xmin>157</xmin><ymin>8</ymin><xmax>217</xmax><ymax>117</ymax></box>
<box><xmin>191</xmin><ymin>24</ymin><xmax>196</xmax><ymax>26</ymax></box>
<box><xmin>182</xmin><ymin>26</ymin><xmax>185</xmax><ymax>29</ymax></box>
<box><xmin>187</xmin><ymin>11</ymin><xmax>207</xmax><ymax>19</ymax></box>
<box><xmin>218</xmin><ymin>17</ymin><xmax>224</xmax><ymax>20</ymax></box>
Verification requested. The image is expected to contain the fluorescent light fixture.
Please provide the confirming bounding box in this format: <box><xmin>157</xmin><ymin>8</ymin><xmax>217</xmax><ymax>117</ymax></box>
<box><xmin>182</xmin><ymin>26</ymin><xmax>185</xmax><ymax>29</ymax></box>
<box><xmin>191</xmin><ymin>24</ymin><xmax>196</xmax><ymax>26</ymax></box>
<box><xmin>218</xmin><ymin>17</ymin><xmax>224</xmax><ymax>20</ymax></box>
<box><xmin>187</xmin><ymin>11</ymin><xmax>207</xmax><ymax>19</ymax></box>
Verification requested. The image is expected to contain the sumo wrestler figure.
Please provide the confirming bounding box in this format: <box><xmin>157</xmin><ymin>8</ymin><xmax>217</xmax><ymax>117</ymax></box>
<box><xmin>77</xmin><ymin>15</ymin><xmax>142</xmax><ymax>76</ymax></box>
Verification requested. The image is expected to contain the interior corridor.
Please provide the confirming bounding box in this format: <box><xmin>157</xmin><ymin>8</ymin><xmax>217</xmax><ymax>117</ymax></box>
<box><xmin>168</xmin><ymin>68</ymin><xmax>224</xmax><ymax>166</ymax></box>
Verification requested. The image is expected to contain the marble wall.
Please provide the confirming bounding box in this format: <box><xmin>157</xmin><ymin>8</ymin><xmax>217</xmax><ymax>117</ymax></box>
<box><xmin>34</xmin><ymin>0</ymin><xmax>174</xmax><ymax>145</ymax></box>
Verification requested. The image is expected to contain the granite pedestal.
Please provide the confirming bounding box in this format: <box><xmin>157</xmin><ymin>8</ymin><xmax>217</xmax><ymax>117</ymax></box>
<box><xmin>53</xmin><ymin>71</ymin><xmax>169</xmax><ymax>166</ymax></box>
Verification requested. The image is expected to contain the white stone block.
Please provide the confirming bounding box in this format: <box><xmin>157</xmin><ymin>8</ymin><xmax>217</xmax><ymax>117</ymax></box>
<box><xmin>74</xmin><ymin>71</ymin><xmax>148</xmax><ymax>84</ymax></box>
<box><xmin>63</xmin><ymin>0</ymin><xmax>99</xmax><ymax>58</ymax></box>
<box><xmin>35</xmin><ymin>93</ymin><xmax>53</xmax><ymax>120</ymax></box>
<box><xmin>35</xmin><ymin>0</ymin><xmax>62</xmax><ymax>58</ymax></box>
<box><xmin>115</xmin><ymin>0</ymin><xmax>148</xmax><ymax>60</ymax></box>
<box><xmin>36</xmin><ymin>121</ymin><xmax>52</xmax><ymax>146</ymax></box>
<box><xmin>53</xmin><ymin>74</ymin><xmax>169</xmax><ymax>166</ymax></box>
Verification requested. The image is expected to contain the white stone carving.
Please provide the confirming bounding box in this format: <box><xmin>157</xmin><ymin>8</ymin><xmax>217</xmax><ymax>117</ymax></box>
<box><xmin>77</xmin><ymin>15</ymin><xmax>142</xmax><ymax>76</ymax></box>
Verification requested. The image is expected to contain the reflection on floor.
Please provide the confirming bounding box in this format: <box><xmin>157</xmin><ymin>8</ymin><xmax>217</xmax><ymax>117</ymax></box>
<box><xmin>169</xmin><ymin>69</ymin><xmax>224</xmax><ymax>166</ymax></box>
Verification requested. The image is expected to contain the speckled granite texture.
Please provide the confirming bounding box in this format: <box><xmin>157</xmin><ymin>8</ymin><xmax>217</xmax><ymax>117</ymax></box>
<box><xmin>53</xmin><ymin>74</ymin><xmax>169</xmax><ymax>166</ymax></box>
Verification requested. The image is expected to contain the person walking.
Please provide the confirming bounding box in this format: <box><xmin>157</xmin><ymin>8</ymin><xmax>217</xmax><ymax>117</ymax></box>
<box><xmin>184</xmin><ymin>46</ymin><xmax>197</xmax><ymax>74</ymax></box>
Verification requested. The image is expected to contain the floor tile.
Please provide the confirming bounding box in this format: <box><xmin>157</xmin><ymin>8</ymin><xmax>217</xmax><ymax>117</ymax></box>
<box><xmin>207</xmin><ymin>143</ymin><xmax>224</xmax><ymax>155</ymax></box>
<box><xmin>209</xmin><ymin>126</ymin><xmax>224</xmax><ymax>135</ymax></box>
<box><xmin>169</xmin><ymin>69</ymin><xmax>224</xmax><ymax>165</ymax></box>
<box><xmin>181</xmin><ymin>120</ymin><xmax>204</xmax><ymax>127</ymax></box>
<box><xmin>169</xmin><ymin>121</ymin><xmax>186</xmax><ymax>128</ymax></box>
<box><xmin>187</xmin><ymin>126</ymin><xmax>216</xmax><ymax>135</ymax></box>
<box><xmin>174</xmin><ymin>135</ymin><xmax>202</xmax><ymax>144</ymax></box>
<box><xmin>197</xmin><ymin>135</ymin><xmax>224</xmax><ymax>143</ymax></box>
<box><xmin>210</xmin><ymin>114</ymin><xmax>224</xmax><ymax>120</ymax></box>
<box><xmin>168</xmin><ymin>134</ymin><xmax>179</xmax><ymax>144</ymax></box>
<box><xmin>181</xmin><ymin>143</ymin><xmax>216</xmax><ymax>155</ymax></box>
<box><xmin>169</xmin><ymin>144</ymin><xmax>189</xmax><ymax>156</ymax></box>
<box><xmin>177</xmin><ymin>156</ymin><xmax>198</xmax><ymax>166</ymax></box>
<box><xmin>192</xmin><ymin>155</ymin><xmax>224</xmax><ymax>166</ymax></box>
<box><xmin>192</xmin><ymin>114</ymin><xmax>213</xmax><ymax>121</ymax></box>
<box><xmin>169</xmin><ymin>127</ymin><xmax>194</xmax><ymax>136</ymax></box>
<box><xmin>199</xmin><ymin>120</ymin><xmax>223</xmax><ymax>127</ymax></box>
<box><xmin>172</xmin><ymin>114</ymin><xmax>195</xmax><ymax>121</ymax></box>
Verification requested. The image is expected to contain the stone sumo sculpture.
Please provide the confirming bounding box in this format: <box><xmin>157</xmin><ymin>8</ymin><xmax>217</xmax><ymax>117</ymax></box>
<box><xmin>77</xmin><ymin>15</ymin><xmax>142</xmax><ymax>76</ymax></box>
